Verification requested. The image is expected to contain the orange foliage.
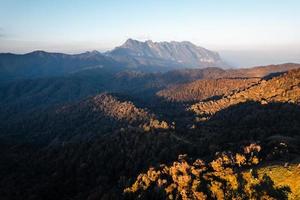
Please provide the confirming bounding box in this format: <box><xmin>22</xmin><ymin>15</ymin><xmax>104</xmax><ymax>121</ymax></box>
<box><xmin>124</xmin><ymin>144</ymin><xmax>290</xmax><ymax>200</ymax></box>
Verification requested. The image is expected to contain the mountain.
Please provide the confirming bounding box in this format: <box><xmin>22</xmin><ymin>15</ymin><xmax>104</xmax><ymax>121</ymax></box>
<box><xmin>0</xmin><ymin>39</ymin><xmax>229</xmax><ymax>81</ymax></box>
<box><xmin>106</xmin><ymin>39</ymin><xmax>228</xmax><ymax>71</ymax></box>
<box><xmin>0</xmin><ymin>50</ymin><xmax>121</xmax><ymax>81</ymax></box>
<box><xmin>2</xmin><ymin>40</ymin><xmax>297</xmax><ymax>82</ymax></box>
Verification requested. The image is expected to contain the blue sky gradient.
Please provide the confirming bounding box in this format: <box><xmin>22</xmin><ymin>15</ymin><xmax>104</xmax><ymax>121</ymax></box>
<box><xmin>0</xmin><ymin>0</ymin><xmax>299</xmax><ymax>66</ymax></box>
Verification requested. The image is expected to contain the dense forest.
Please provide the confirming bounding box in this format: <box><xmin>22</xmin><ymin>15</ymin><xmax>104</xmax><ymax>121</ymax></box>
<box><xmin>157</xmin><ymin>78</ymin><xmax>260</xmax><ymax>102</ymax></box>
<box><xmin>0</xmin><ymin>63</ymin><xmax>299</xmax><ymax>199</ymax></box>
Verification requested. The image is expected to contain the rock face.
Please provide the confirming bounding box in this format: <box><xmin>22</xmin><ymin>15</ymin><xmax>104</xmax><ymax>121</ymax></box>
<box><xmin>107</xmin><ymin>39</ymin><xmax>227</xmax><ymax>70</ymax></box>
<box><xmin>190</xmin><ymin>69</ymin><xmax>300</xmax><ymax>116</ymax></box>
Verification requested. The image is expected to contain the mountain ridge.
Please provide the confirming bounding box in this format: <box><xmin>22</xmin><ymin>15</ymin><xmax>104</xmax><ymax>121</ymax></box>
<box><xmin>2</xmin><ymin>39</ymin><xmax>300</xmax><ymax>82</ymax></box>
<box><xmin>0</xmin><ymin>50</ymin><xmax>121</xmax><ymax>81</ymax></box>
<box><xmin>106</xmin><ymin>39</ymin><xmax>228</xmax><ymax>70</ymax></box>
<box><xmin>0</xmin><ymin>39</ymin><xmax>229</xmax><ymax>80</ymax></box>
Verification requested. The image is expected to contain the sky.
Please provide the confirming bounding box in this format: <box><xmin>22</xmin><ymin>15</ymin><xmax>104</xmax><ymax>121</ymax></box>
<box><xmin>0</xmin><ymin>0</ymin><xmax>299</xmax><ymax>66</ymax></box>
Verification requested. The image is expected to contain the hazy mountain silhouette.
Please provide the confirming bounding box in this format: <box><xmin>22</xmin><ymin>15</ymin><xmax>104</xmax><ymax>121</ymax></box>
<box><xmin>0</xmin><ymin>50</ymin><xmax>122</xmax><ymax>81</ymax></box>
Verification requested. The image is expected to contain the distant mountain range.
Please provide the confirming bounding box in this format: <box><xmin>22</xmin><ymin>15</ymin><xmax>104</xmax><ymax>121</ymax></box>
<box><xmin>0</xmin><ymin>50</ymin><xmax>121</xmax><ymax>81</ymax></box>
<box><xmin>0</xmin><ymin>39</ymin><xmax>228</xmax><ymax>81</ymax></box>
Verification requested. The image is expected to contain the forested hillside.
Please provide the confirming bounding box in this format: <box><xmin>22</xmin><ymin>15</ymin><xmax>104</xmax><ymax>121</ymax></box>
<box><xmin>0</xmin><ymin>64</ymin><xmax>299</xmax><ymax>199</ymax></box>
<box><xmin>190</xmin><ymin>69</ymin><xmax>300</xmax><ymax>116</ymax></box>
<box><xmin>157</xmin><ymin>78</ymin><xmax>260</xmax><ymax>102</ymax></box>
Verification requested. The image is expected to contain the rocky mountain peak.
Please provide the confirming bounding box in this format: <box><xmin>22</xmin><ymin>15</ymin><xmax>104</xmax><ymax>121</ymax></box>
<box><xmin>108</xmin><ymin>39</ymin><xmax>228</xmax><ymax>69</ymax></box>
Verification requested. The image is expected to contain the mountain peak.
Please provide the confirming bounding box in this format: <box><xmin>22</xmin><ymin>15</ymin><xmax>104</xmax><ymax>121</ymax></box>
<box><xmin>109</xmin><ymin>39</ymin><xmax>228</xmax><ymax>69</ymax></box>
<box><xmin>145</xmin><ymin>39</ymin><xmax>154</xmax><ymax>44</ymax></box>
<box><xmin>123</xmin><ymin>38</ymin><xmax>140</xmax><ymax>47</ymax></box>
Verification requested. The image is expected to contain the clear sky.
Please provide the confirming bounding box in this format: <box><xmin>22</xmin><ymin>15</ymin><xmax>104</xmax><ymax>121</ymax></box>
<box><xmin>0</xmin><ymin>0</ymin><xmax>299</xmax><ymax>66</ymax></box>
